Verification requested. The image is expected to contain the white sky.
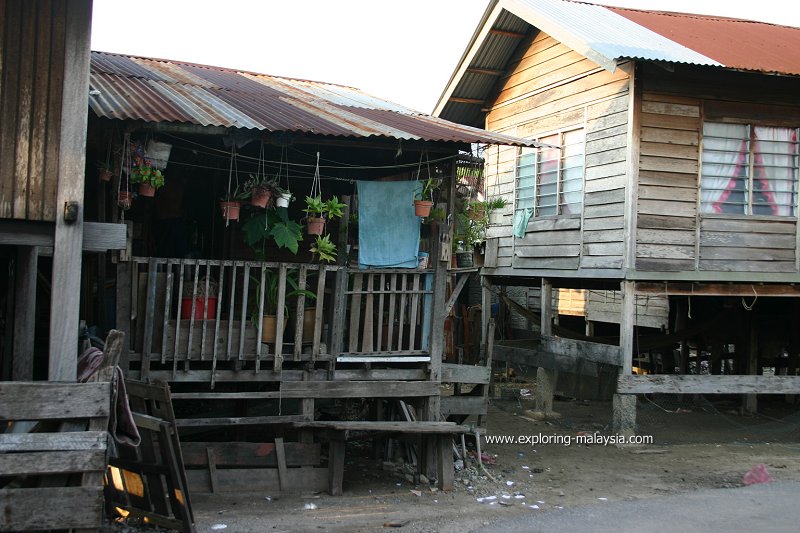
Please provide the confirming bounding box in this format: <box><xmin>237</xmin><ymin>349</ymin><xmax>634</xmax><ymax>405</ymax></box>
<box><xmin>90</xmin><ymin>0</ymin><xmax>800</xmax><ymax>114</ymax></box>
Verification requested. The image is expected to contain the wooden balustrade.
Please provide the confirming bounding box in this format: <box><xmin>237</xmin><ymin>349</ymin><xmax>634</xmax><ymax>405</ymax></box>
<box><xmin>126</xmin><ymin>259</ymin><xmax>435</xmax><ymax>378</ymax></box>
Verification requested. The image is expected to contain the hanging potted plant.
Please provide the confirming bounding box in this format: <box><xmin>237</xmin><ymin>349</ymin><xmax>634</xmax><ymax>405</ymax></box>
<box><xmin>244</xmin><ymin>174</ymin><xmax>276</xmax><ymax>209</ymax></box>
<box><xmin>130</xmin><ymin>164</ymin><xmax>165</xmax><ymax>197</ymax></box>
<box><xmin>276</xmin><ymin>187</ymin><xmax>293</xmax><ymax>208</ymax></box>
<box><xmin>118</xmin><ymin>188</ymin><xmax>133</xmax><ymax>209</ymax></box>
<box><xmin>487</xmin><ymin>197</ymin><xmax>508</xmax><ymax>225</ymax></box>
<box><xmin>303</xmin><ymin>196</ymin><xmax>345</xmax><ymax>236</ymax></box>
<box><xmin>97</xmin><ymin>161</ymin><xmax>113</xmax><ymax>182</ymax></box>
<box><xmin>310</xmin><ymin>233</ymin><xmax>337</xmax><ymax>263</ymax></box>
<box><xmin>414</xmin><ymin>177</ymin><xmax>439</xmax><ymax>217</ymax></box>
<box><xmin>180</xmin><ymin>276</ymin><xmax>219</xmax><ymax>320</ymax></box>
<box><xmin>220</xmin><ymin>185</ymin><xmax>247</xmax><ymax>222</ymax></box>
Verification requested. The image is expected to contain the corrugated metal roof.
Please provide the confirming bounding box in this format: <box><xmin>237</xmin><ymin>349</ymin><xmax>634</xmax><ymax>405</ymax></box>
<box><xmin>88</xmin><ymin>51</ymin><xmax>537</xmax><ymax>147</ymax></box>
<box><xmin>512</xmin><ymin>0</ymin><xmax>721</xmax><ymax>70</ymax></box>
<box><xmin>435</xmin><ymin>0</ymin><xmax>800</xmax><ymax>125</ymax></box>
<box><xmin>607</xmin><ymin>6</ymin><xmax>800</xmax><ymax>76</ymax></box>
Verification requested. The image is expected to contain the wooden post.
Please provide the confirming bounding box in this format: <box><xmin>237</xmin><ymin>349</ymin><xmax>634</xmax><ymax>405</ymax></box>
<box><xmin>481</xmin><ymin>278</ymin><xmax>492</xmax><ymax>354</ymax></box>
<box><xmin>613</xmin><ymin>280</ymin><xmax>637</xmax><ymax>436</ymax></box>
<box><xmin>534</xmin><ymin>278</ymin><xmax>559</xmax><ymax>419</ymax></box>
<box><xmin>47</xmin><ymin>0</ymin><xmax>92</xmax><ymax>381</ymax></box>
<box><xmin>744</xmin><ymin>316</ymin><xmax>759</xmax><ymax>413</ymax></box>
<box><xmin>13</xmin><ymin>246</ymin><xmax>38</xmax><ymax>380</ymax></box>
<box><xmin>115</xmin><ymin>260</ymin><xmax>132</xmax><ymax>372</ymax></box>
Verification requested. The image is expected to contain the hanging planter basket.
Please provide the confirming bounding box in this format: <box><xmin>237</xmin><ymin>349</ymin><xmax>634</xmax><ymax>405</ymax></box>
<box><xmin>250</xmin><ymin>187</ymin><xmax>272</xmax><ymax>208</ymax></box>
<box><xmin>306</xmin><ymin>216</ymin><xmax>326</xmax><ymax>236</ymax></box>
<box><xmin>220</xmin><ymin>201</ymin><xmax>241</xmax><ymax>222</ymax></box>
<box><xmin>99</xmin><ymin>168</ymin><xmax>113</xmax><ymax>182</ymax></box>
<box><xmin>118</xmin><ymin>191</ymin><xmax>133</xmax><ymax>209</ymax></box>
<box><xmin>276</xmin><ymin>192</ymin><xmax>292</xmax><ymax>208</ymax></box>
<box><xmin>414</xmin><ymin>200</ymin><xmax>433</xmax><ymax>217</ymax></box>
<box><xmin>468</xmin><ymin>205</ymin><xmax>485</xmax><ymax>221</ymax></box>
<box><xmin>138</xmin><ymin>182</ymin><xmax>156</xmax><ymax>197</ymax></box>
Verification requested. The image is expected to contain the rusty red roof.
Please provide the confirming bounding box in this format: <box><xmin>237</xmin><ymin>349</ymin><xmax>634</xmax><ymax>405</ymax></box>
<box><xmin>607</xmin><ymin>6</ymin><xmax>800</xmax><ymax>76</ymax></box>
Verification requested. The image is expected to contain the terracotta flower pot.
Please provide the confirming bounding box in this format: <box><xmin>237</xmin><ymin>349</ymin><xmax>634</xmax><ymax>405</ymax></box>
<box><xmin>220</xmin><ymin>201</ymin><xmax>241</xmax><ymax>221</ymax></box>
<box><xmin>99</xmin><ymin>169</ymin><xmax>113</xmax><ymax>182</ymax></box>
<box><xmin>306</xmin><ymin>216</ymin><xmax>325</xmax><ymax>235</ymax></box>
<box><xmin>250</xmin><ymin>188</ymin><xmax>272</xmax><ymax>208</ymax></box>
<box><xmin>180</xmin><ymin>296</ymin><xmax>218</xmax><ymax>320</ymax></box>
<box><xmin>414</xmin><ymin>200</ymin><xmax>433</xmax><ymax>217</ymax></box>
<box><xmin>138</xmin><ymin>182</ymin><xmax>156</xmax><ymax>197</ymax></box>
<box><xmin>468</xmin><ymin>206</ymin><xmax>485</xmax><ymax>220</ymax></box>
<box><xmin>118</xmin><ymin>190</ymin><xmax>133</xmax><ymax>209</ymax></box>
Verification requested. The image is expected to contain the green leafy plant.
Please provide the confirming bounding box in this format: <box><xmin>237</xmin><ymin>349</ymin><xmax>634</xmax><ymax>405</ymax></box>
<box><xmin>310</xmin><ymin>233</ymin><xmax>337</xmax><ymax>263</ymax></box>
<box><xmin>130</xmin><ymin>164</ymin><xmax>165</xmax><ymax>189</ymax></box>
<box><xmin>487</xmin><ymin>197</ymin><xmax>508</xmax><ymax>210</ymax></box>
<box><xmin>427</xmin><ymin>207</ymin><xmax>447</xmax><ymax>222</ymax></box>
<box><xmin>220</xmin><ymin>183</ymin><xmax>248</xmax><ymax>202</ymax></box>
<box><xmin>242</xmin><ymin>208</ymin><xmax>303</xmax><ymax>254</ymax></box>
<box><xmin>243</xmin><ymin>174</ymin><xmax>277</xmax><ymax>198</ymax></box>
<box><xmin>415</xmin><ymin>177</ymin><xmax>440</xmax><ymax>201</ymax></box>
<box><xmin>250</xmin><ymin>268</ymin><xmax>316</xmax><ymax>323</ymax></box>
<box><xmin>304</xmin><ymin>195</ymin><xmax>346</xmax><ymax>220</ymax></box>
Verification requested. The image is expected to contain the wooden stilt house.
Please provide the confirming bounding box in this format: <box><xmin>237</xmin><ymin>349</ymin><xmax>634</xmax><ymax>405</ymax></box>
<box><xmin>84</xmin><ymin>52</ymin><xmax>535</xmax><ymax>493</ymax></box>
<box><xmin>435</xmin><ymin>0</ymin><xmax>800</xmax><ymax>431</ymax></box>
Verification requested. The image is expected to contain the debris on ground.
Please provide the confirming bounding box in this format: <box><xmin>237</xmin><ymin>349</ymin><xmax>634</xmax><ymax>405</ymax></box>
<box><xmin>742</xmin><ymin>464</ymin><xmax>773</xmax><ymax>485</ymax></box>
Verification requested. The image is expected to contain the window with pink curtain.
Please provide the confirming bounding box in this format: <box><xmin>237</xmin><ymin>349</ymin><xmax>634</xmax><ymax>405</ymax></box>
<box><xmin>701</xmin><ymin>121</ymin><xmax>798</xmax><ymax>216</ymax></box>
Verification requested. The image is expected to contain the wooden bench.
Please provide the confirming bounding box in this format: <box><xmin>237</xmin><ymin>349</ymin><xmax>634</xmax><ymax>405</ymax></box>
<box><xmin>291</xmin><ymin>420</ymin><xmax>469</xmax><ymax>494</ymax></box>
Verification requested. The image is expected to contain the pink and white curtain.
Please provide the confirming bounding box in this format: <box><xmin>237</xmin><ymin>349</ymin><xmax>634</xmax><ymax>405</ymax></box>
<box><xmin>701</xmin><ymin>123</ymin><xmax>749</xmax><ymax>214</ymax></box>
<box><xmin>753</xmin><ymin>126</ymin><xmax>797</xmax><ymax>217</ymax></box>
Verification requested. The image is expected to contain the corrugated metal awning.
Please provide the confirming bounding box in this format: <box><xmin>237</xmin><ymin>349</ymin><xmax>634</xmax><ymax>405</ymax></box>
<box><xmin>88</xmin><ymin>51</ymin><xmax>539</xmax><ymax>148</ymax></box>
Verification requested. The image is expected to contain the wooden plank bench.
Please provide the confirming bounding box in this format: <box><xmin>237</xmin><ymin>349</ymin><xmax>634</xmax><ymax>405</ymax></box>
<box><xmin>291</xmin><ymin>421</ymin><xmax>469</xmax><ymax>494</ymax></box>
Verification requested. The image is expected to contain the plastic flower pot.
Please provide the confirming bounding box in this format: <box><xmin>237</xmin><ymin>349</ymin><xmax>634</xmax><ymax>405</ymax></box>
<box><xmin>138</xmin><ymin>182</ymin><xmax>156</xmax><ymax>197</ymax></box>
<box><xmin>250</xmin><ymin>188</ymin><xmax>272</xmax><ymax>208</ymax></box>
<box><xmin>261</xmin><ymin>315</ymin><xmax>289</xmax><ymax>343</ymax></box>
<box><xmin>180</xmin><ymin>296</ymin><xmax>218</xmax><ymax>320</ymax></box>
<box><xmin>489</xmin><ymin>211</ymin><xmax>504</xmax><ymax>225</ymax></box>
<box><xmin>220</xmin><ymin>201</ymin><xmax>241</xmax><ymax>221</ymax></box>
<box><xmin>276</xmin><ymin>192</ymin><xmax>292</xmax><ymax>208</ymax></box>
<box><xmin>99</xmin><ymin>169</ymin><xmax>113</xmax><ymax>182</ymax></box>
<box><xmin>306</xmin><ymin>216</ymin><xmax>325</xmax><ymax>235</ymax></box>
<box><xmin>414</xmin><ymin>200</ymin><xmax>433</xmax><ymax>217</ymax></box>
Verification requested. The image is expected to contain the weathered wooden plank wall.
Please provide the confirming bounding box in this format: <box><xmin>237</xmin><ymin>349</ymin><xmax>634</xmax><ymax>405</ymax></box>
<box><xmin>0</xmin><ymin>0</ymin><xmax>66</xmax><ymax>221</ymax></box>
<box><xmin>637</xmin><ymin>63</ymin><xmax>800</xmax><ymax>275</ymax></box>
<box><xmin>483</xmin><ymin>32</ymin><xmax>630</xmax><ymax>274</ymax></box>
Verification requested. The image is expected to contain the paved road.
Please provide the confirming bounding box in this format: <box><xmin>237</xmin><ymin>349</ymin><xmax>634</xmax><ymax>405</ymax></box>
<box><xmin>473</xmin><ymin>482</ymin><xmax>800</xmax><ymax>533</ymax></box>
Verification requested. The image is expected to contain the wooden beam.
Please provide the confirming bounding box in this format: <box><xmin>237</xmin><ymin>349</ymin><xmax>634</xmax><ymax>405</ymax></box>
<box><xmin>539</xmin><ymin>336</ymin><xmax>623</xmax><ymax>367</ymax></box>
<box><xmin>441</xmin><ymin>363</ymin><xmax>490</xmax><ymax>384</ymax></box>
<box><xmin>637</xmin><ymin>282</ymin><xmax>800</xmax><ymax>298</ymax></box>
<box><xmin>620</xmin><ymin>281</ymin><xmax>635</xmax><ymax>375</ymax></box>
<box><xmin>47</xmin><ymin>0</ymin><xmax>92</xmax><ymax>381</ymax></box>
<box><xmin>444</xmin><ymin>273</ymin><xmax>470</xmax><ymax>315</ymax></box>
<box><xmin>488</xmin><ymin>28</ymin><xmax>527</xmax><ymax>39</ymax></box>
<box><xmin>618</xmin><ymin>375</ymin><xmax>800</xmax><ymax>395</ymax></box>
<box><xmin>447</xmin><ymin>97</ymin><xmax>485</xmax><ymax>105</ymax></box>
<box><xmin>12</xmin><ymin>247</ymin><xmax>37</xmax><ymax>380</ymax></box>
<box><xmin>541</xmin><ymin>279</ymin><xmax>553</xmax><ymax>336</ymax></box>
<box><xmin>465</xmin><ymin>67</ymin><xmax>505</xmax><ymax>77</ymax></box>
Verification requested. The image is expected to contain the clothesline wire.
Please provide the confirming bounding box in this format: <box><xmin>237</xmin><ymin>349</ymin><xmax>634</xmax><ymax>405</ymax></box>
<box><xmin>160</xmin><ymin>131</ymin><xmax>460</xmax><ymax>171</ymax></box>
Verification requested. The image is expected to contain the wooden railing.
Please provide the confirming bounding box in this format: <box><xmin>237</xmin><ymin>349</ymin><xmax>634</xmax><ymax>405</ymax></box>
<box><xmin>127</xmin><ymin>259</ymin><xmax>436</xmax><ymax>374</ymax></box>
<box><xmin>342</xmin><ymin>269</ymin><xmax>434</xmax><ymax>356</ymax></box>
<box><xmin>129</xmin><ymin>258</ymin><xmax>340</xmax><ymax>375</ymax></box>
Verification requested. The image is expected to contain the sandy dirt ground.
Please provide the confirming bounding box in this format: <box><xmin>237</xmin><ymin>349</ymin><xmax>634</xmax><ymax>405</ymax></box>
<box><xmin>184</xmin><ymin>395</ymin><xmax>800</xmax><ymax>533</ymax></box>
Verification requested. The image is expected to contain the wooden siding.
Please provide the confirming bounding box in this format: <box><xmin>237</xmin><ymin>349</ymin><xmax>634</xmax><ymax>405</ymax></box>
<box><xmin>527</xmin><ymin>288</ymin><xmax>668</xmax><ymax>329</ymax></box>
<box><xmin>698</xmin><ymin>217</ymin><xmax>797</xmax><ymax>273</ymax></box>
<box><xmin>483</xmin><ymin>32</ymin><xmax>630</xmax><ymax>274</ymax></box>
<box><xmin>635</xmin><ymin>92</ymin><xmax>700</xmax><ymax>272</ymax></box>
<box><xmin>0</xmin><ymin>0</ymin><xmax>66</xmax><ymax>221</ymax></box>
<box><xmin>635</xmin><ymin>63</ymin><xmax>800</xmax><ymax>276</ymax></box>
